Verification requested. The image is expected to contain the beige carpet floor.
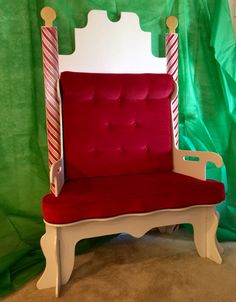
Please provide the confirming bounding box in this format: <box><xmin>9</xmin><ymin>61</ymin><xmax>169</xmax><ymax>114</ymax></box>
<box><xmin>2</xmin><ymin>229</ymin><xmax>236</xmax><ymax>302</ymax></box>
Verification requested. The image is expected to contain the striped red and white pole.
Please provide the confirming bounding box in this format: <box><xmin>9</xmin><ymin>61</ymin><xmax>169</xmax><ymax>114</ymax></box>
<box><xmin>41</xmin><ymin>7</ymin><xmax>61</xmax><ymax>194</ymax></box>
<box><xmin>166</xmin><ymin>16</ymin><xmax>179</xmax><ymax>147</ymax></box>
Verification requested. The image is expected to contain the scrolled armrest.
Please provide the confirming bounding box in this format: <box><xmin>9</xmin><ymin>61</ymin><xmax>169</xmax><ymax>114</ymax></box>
<box><xmin>176</xmin><ymin>150</ymin><xmax>223</xmax><ymax>168</ymax></box>
<box><xmin>173</xmin><ymin>148</ymin><xmax>223</xmax><ymax>180</ymax></box>
<box><xmin>50</xmin><ymin>158</ymin><xmax>64</xmax><ymax>196</ymax></box>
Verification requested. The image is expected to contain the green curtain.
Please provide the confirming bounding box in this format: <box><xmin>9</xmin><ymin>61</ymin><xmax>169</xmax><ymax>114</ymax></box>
<box><xmin>0</xmin><ymin>0</ymin><xmax>235</xmax><ymax>296</ymax></box>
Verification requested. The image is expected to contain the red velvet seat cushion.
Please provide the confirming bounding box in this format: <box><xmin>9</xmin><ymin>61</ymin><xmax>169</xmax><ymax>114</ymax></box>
<box><xmin>60</xmin><ymin>72</ymin><xmax>174</xmax><ymax>178</ymax></box>
<box><xmin>43</xmin><ymin>172</ymin><xmax>225</xmax><ymax>224</ymax></box>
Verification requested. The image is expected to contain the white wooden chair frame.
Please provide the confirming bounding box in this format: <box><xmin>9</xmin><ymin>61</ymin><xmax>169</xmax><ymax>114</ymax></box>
<box><xmin>37</xmin><ymin>9</ymin><xmax>224</xmax><ymax>297</ymax></box>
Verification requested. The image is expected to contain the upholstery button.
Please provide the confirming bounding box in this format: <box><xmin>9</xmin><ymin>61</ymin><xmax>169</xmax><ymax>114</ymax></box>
<box><xmin>145</xmin><ymin>145</ymin><xmax>151</xmax><ymax>152</ymax></box>
<box><xmin>91</xmin><ymin>147</ymin><xmax>99</xmax><ymax>155</ymax></box>
<box><xmin>105</xmin><ymin>122</ymin><xmax>112</xmax><ymax>129</ymax></box>
<box><xmin>130</xmin><ymin>120</ymin><xmax>139</xmax><ymax>128</ymax></box>
<box><xmin>118</xmin><ymin>146</ymin><xmax>125</xmax><ymax>153</ymax></box>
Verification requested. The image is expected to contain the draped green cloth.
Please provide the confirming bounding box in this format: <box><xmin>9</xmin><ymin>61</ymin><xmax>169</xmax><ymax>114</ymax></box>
<box><xmin>0</xmin><ymin>0</ymin><xmax>235</xmax><ymax>296</ymax></box>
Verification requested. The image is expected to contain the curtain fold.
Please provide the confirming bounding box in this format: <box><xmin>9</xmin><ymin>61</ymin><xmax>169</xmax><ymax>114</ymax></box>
<box><xmin>0</xmin><ymin>0</ymin><xmax>235</xmax><ymax>296</ymax></box>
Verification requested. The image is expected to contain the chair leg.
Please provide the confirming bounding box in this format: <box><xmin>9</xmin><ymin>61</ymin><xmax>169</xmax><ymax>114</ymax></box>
<box><xmin>37</xmin><ymin>225</ymin><xmax>61</xmax><ymax>296</ymax></box>
<box><xmin>37</xmin><ymin>225</ymin><xmax>76</xmax><ymax>297</ymax></box>
<box><xmin>59</xmin><ymin>228</ymin><xmax>77</xmax><ymax>286</ymax></box>
<box><xmin>193</xmin><ymin>207</ymin><xmax>222</xmax><ymax>264</ymax></box>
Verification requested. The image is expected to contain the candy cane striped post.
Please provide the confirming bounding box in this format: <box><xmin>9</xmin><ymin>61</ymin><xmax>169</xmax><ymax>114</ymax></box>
<box><xmin>166</xmin><ymin>16</ymin><xmax>179</xmax><ymax>147</ymax></box>
<box><xmin>41</xmin><ymin>7</ymin><xmax>61</xmax><ymax>194</ymax></box>
<box><xmin>158</xmin><ymin>17</ymin><xmax>180</xmax><ymax>235</ymax></box>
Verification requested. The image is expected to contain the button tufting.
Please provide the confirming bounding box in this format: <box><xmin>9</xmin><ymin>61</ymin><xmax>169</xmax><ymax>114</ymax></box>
<box><xmin>130</xmin><ymin>120</ymin><xmax>139</xmax><ymax>128</ymax></box>
<box><xmin>145</xmin><ymin>145</ymin><xmax>151</xmax><ymax>152</ymax></box>
<box><xmin>105</xmin><ymin>122</ymin><xmax>112</xmax><ymax>129</ymax></box>
<box><xmin>117</xmin><ymin>98</ymin><xmax>124</xmax><ymax>104</ymax></box>
<box><xmin>91</xmin><ymin>147</ymin><xmax>99</xmax><ymax>155</ymax></box>
<box><xmin>118</xmin><ymin>146</ymin><xmax>125</xmax><ymax>153</ymax></box>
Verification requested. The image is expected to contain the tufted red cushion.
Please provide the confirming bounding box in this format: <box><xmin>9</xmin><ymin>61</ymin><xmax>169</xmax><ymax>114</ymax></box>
<box><xmin>43</xmin><ymin>172</ymin><xmax>225</xmax><ymax>224</ymax></box>
<box><xmin>60</xmin><ymin>72</ymin><xmax>174</xmax><ymax>179</ymax></box>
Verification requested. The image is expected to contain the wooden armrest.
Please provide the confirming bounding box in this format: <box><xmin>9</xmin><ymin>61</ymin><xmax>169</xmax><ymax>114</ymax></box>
<box><xmin>50</xmin><ymin>158</ymin><xmax>64</xmax><ymax>196</ymax></box>
<box><xmin>173</xmin><ymin>148</ymin><xmax>223</xmax><ymax>180</ymax></box>
<box><xmin>175</xmin><ymin>149</ymin><xmax>223</xmax><ymax>168</ymax></box>
<box><xmin>50</xmin><ymin>158</ymin><xmax>62</xmax><ymax>183</ymax></box>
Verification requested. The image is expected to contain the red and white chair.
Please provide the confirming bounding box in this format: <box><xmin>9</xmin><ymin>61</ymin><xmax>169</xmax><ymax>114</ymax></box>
<box><xmin>37</xmin><ymin>7</ymin><xmax>225</xmax><ymax>297</ymax></box>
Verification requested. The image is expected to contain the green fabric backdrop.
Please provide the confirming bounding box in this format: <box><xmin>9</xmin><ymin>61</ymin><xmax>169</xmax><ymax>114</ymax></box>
<box><xmin>0</xmin><ymin>0</ymin><xmax>235</xmax><ymax>296</ymax></box>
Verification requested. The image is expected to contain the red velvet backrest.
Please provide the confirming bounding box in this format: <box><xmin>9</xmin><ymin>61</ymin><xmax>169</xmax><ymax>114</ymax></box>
<box><xmin>60</xmin><ymin>72</ymin><xmax>174</xmax><ymax>179</ymax></box>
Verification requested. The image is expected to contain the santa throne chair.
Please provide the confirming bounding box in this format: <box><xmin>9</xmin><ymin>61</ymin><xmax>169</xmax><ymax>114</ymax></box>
<box><xmin>37</xmin><ymin>7</ymin><xmax>225</xmax><ymax>297</ymax></box>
